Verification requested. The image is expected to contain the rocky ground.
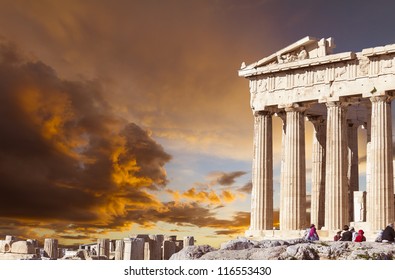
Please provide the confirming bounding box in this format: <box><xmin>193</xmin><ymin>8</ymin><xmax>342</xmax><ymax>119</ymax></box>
<box><xmin>170</xmin><ymin>237</ymin><xmax>395</xmax><ymax>260</ymax></box>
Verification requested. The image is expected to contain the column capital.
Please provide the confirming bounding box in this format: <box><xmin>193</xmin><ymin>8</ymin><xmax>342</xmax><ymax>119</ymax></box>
<box><xmin>370</xmin><ymin>95</ymin><xmax>393</xmax><ymax>103</ymax></box>
<box><xmin>254</xmin><ymin>110</ymin><xmax>274</xmax><ymax>117</ymax></box>
<box><xmin>326</xmin><ymin>101</ymin><xmax>349</xmax><ymax>108</ymax></box>
<box><xmin>284</xmin><ymin>103</ymin><xmax>307</xmax><ymax>113</ymax></box>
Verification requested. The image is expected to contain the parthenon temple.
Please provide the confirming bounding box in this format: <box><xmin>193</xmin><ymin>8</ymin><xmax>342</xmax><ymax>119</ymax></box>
<box><xmin>238</xmin><ymin>36</ymin><xmax>395</xmax><ymax>238</ymax></box>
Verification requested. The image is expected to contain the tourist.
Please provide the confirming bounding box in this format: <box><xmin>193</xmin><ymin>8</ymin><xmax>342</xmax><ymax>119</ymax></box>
<box><xmin>349</xmin><ymin>226</ymin><xmax>357</xmax><ymax>241</ymax></box>
<box><xmin>333</xmin><ymin>230</ymin><xmax>342</xmax><ymax>241</ymax></box>
<box><xmin>340</xmin><ymin>225</ymin><xmax>352</xmax><ymax>241</ymax></box>
<box><xmin>382</xmin><ymin>223</ymin><xmax>395</xmax><ymax>243</ymax></box>
<box><xmin>306</xmin><ymin>224</ymin><xmax>319</xmax><ymax>241</ymax></box>
<box><xmin>375</xmin><ymin>229</ymin><xmax>384</xmax><ymax>242</ymax></box>
<box><xmin>355</xmin><ymin>229</ymin><xmax>366</xmax><ymax>242</ymax></box>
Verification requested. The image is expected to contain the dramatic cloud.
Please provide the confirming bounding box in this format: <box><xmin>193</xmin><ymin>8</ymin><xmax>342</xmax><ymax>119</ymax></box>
<box><xmin>167</xmin><ymin>170</ymin><xmax>248</xmax><ymax>206</ymax></box>
<box><xmin>1</xmin><ymin>0</ymin><xmax>394</xmax><ymax>246</ymax></box>
<box><xmin>0</xmin><ymin>40</ymin><xmax>250</xmax><ymax>243</ymax></box>
<box><xmin>210</xmin><ymin>171</ymin><xmax>247</xmax><ymax>186</ymax></box>
<box><xmin>237</xmin><ymin>181</ymin><xmax>253</xmax><ymax>193</ymax></box>
<box><xmin>0</xmin><ymin>40</ymin><xmax>171</xmax><ymax>240</ymax></box>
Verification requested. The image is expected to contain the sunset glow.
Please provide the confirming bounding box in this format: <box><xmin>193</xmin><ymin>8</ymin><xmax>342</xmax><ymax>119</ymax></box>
<box><xmin>0</xmin><ymin>0</ymin><xmax>394</xmax><ymax>248</ymax></box>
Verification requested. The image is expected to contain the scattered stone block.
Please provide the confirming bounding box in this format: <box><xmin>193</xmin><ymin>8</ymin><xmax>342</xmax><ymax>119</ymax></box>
<box><xmin>123</xmin><ymin>238</ymin><xmax>144</xmax><ymax>260</ymax></box>
<box><xmin>97</xmin><ymin>238</ymin><xmax>110</xmax><ymax>259</ymax></box>
<box><xmin>0</xmin><ymin>240</ymin><xmax>11</xmax><ymax>253</ymax></box>
<box><xmin>183</xmin><ymin>236</ymin><xmax>195</xmax><ymax>247</ymax></box>
<box><xmin>10</xmin><ymin>241</ymin><xmax>35</xmax><ymax>254</ymax></box>
<box><xmin>44</xmin><ymin>238</ymin><xmax>58</xmax><ymax>259</ymax></box>
<box><xmin>163</xmin><ymin>240</ymin><xmax>176</xmax><ymax>260</ymax></box>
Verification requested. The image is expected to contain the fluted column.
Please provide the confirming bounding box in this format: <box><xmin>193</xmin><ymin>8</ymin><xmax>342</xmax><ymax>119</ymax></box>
<box><xmin>365</xmin><ymin>104</ymin><xmax>372</xmax><ymax>224</ymax></box>
<box><xmin>325</xmin><ymin>102</ymin><xmax>349</xmax><ymax>230</ymax></box>
<box><xmin>280</xmin><ymin>105</ymin><xmax>306</xmax><ymax>230</ymax></box>
<box><xmin>115</xmin><ymin>239</ymin><xmax>125</xmax><ymax>260</ymax></box>
<box><xmin>309</xmin><ymin>116</ymin><xmax>326</xmax><ymax>229</ymax></box>
<box><xmin>347</xmin><ymin>121</ymin><xmax>359</xmax><ymax>222</ymax></box>
<box><xmin>97</xmin><ymin>238</ymin><xmax>110</xmax><ymax>259</ymax></box>
<box><xmin>247</xmin><ymin>110</ymin><xmax>273</xmax><ymax>236</ymax></box>
<box><xmin>44</xmin><ymin>238</ymin><xmax>58</xmax><ymax>260</ymax></box>
<box><xmin>368</xmin><ymin>95</ymin><xmax>394</xmax><ymax>230</ymax></box>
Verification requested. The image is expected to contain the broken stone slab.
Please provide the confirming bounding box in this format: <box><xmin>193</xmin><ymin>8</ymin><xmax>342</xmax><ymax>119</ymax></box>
<box><xmin>183</xmin><ymin>236</ymin><xmax>195</xmax><ymax>247</ymax></box>
<box><xmin>61</xmin><ymin>249</ymin><xmax>93</xmax><ymax>260</ymax></box>
<box><xmin>170</xmin><ymin>245</ymin><xmax>216</xmax><ymax>260</ymax></box>
<box><xmin>0</xmin><ymin>240</ymin><xmax>11</xmax><ymax>253</ymax></box>
<box><xmin>220</xmin><ymin>237</ymin><xmax>257</xmax><ymax>250</ymax></box>
<box><xmin>0</xmin><ymin>253</ymin><xmax>39</xmax><ymax>260</ymax></box>
<box><xmin>5</xmin><ymin>235</ymin><xmax>16</xmax><ymax>243</ymax></box>
<box><xmin>170</xmin><ymin>239</ymin><xmax>395</xmax><ymax>260</ymax></box>
<box><xmin>10</xmin><ymin>241</ymin><xmax>35</xmax><ymax>254</ymax></box>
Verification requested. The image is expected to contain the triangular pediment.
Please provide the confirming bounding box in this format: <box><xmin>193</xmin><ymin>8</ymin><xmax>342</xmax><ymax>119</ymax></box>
<box><xmin>241</xmin><ymin>36</ymin><xmax>335</xmax><ymax>70</ymax></box>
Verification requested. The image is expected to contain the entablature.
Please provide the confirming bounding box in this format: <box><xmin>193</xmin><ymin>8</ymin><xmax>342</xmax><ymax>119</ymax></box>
<box><xmin>240</xmin><ymin>37</ymin><xmax>395</xmax><ymax>111</ymax></box>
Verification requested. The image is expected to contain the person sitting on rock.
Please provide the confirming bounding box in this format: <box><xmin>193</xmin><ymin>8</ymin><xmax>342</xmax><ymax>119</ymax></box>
<box><xmin>382</xmin><ymin>223</ymin><xmax>395</xmax><ymax>243</ymax></box>
<box><xmin>375</xmin><ymin>229</ymin><xmax>384</xmax><ymax>242</ymax></box>
<box><xmin>355</xmin><ymin>229</ymin><xmax>366</xmax><ymax>242</ymax></box>
<box><xmin>340</xmin><ymin>225</ymin><xmax>352</xmax><ymax>241</ymax></box>
<box><xmin>333</xmin><ymin>230</ymin><xmax>342</xmax><ymax>241</ymax></box>
<box><xmin>306</xmin><ymin>224</ymin><xmax>319</xmax><ymax>241</ymax></box>
<box><xmin>349</xmin><ymin>226</ymin><xmax>357</xmax><ymax>241</ymax></box>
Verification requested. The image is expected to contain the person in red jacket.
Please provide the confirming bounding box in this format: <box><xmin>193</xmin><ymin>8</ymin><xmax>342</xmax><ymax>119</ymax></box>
<box><xmin>355</xmin><ymin>229</ymin><xmax>366</xmax><ymax>242</ymax></box>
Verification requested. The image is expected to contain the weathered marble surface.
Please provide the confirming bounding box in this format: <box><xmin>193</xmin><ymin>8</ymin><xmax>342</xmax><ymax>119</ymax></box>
<box><xmin>171</xmin><ymin>238</ymin><xmax>395</xmax><ymax>260</ymax></box>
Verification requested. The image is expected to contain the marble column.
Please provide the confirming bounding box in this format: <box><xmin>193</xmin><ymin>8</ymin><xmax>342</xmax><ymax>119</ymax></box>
<box><xmin>364</xmin><ymin>105</ymin><xmax>373</xmax><ymax>225</ymax></box>
<box><xmin>163</xmin><ymin>240</ymin><xmax>176</xmax><ymax>260</ymax></box>
<box><xmin>97</xmin><ymin>238</ymin><xmax>110</xmax><ymax>259</ymax></box>
<box><xmin>151</xmin><ymin>234</ymin><xmax>164</xmax><ymax>260</ymax></box>
<box><xmin>278</xmin><ymin>111</ymin><xmax>286</xmax><ymax>229</ymax></box>
<box><xmin>44</xmin><ymin>238</ymin><xmax>58</xmax><ymax>260</ymax></box>
<box><xmin>280</xmin><ymin>105</ymin><xmax>306</xmax><ymax>230</ymax></box>
<box><xmin>347</xmin><ymin>121</ymin><xmax>359</xmax><ymax>222</ymax></box>
<box><xmin>115</xmin><ymin>239</ymin><xmax>124</xmax><ymax>260</ymax></box>
<box><xmin>247</xmin><ymin>110</ymin><xmax>273</xmax><ymax>236</ymax></box>
<box><xmin>123</xmin><ymin>238</ymin><xmax>144</xmax><ymax>260</ymax></box>
<box><xmin>325</xmin><ymin>102</ymin><xmax>349</xmax><ymax>230</ymax></box>
<box><xmin>309</xmin><ymin>116</ymin><xmax>326</xmax><ymax>229</ymax></box>
<box><xmin>368</xmin><ymin>95</ymin><xmax>394</xmax><ymax>230</ymax></box>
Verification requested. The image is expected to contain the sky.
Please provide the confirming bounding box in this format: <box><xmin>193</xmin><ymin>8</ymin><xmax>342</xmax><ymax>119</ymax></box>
<box><xmin>0</xmin><ymin>0</ymin><xmax>395</xmax><ymax>248</ymax></box>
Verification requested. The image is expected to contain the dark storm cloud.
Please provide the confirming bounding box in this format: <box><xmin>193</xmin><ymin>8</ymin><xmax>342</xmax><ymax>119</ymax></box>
<box><xmin>0</xmin><ymin>40</ymin><xmax>171</xmax><ymax>237</ymax></box>
<box><xmin>120</xmin><ymin>123</ymin><xmax>171</xmax><ymax>188</ymax></box>
<box><xmin>237</xmin><ymin>181</ymin><xmax>252</xmax><ymax>193</ymax></box>
<box><xmin>216</xmin><ymin>171</ymin><xmax>247</xmax><ymax>186</ymax></box>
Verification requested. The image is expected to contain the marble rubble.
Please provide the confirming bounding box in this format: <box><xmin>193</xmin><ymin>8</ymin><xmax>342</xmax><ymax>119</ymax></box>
<box><xmin>0</xmin><ymin>234</ymin><xmax>194</xmax><ymax>260</ymax></box>
<box><xmin>171</xmin><ymin>237</ymin><xmax>395</xmax><ymax>260</ymax></box>
<box><xmin>239</xmin><ymin>36</ymin><xmax>395</xmax><ymax>239</ymax></box>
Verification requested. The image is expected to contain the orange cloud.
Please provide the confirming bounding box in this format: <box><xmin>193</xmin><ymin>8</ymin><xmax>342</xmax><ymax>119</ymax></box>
<box><xmin>0</xmin><ymin>40</ymin><xmax>172</xmax><ymax>243</ymax></box>
<box><xmin>221</xmin><ymin>189</ymin><xmax>236</xmax><ymax>203</ymax></box>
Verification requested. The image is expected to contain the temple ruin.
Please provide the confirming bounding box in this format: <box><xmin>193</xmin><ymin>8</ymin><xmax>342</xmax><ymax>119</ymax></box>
<box><xmin>238</xmin><ymin>36</ymin><xmax>395</xmax><ymax>238</ymax></box>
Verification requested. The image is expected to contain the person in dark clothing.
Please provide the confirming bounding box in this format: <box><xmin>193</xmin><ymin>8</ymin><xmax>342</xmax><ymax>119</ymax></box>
<box><xmin>382</xmin><ymin>223</ymin><xmax>395</xmax><ymax>243</ymax></box>
<box><xmin>333</xmin><ymin>230</ymin><xmax>342</xmax><ymax>241</ymax></box>
<box><xmin>340</xmin><ymin>225</ymin><xmax>352</xmax><ymax>241</ymax></box>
